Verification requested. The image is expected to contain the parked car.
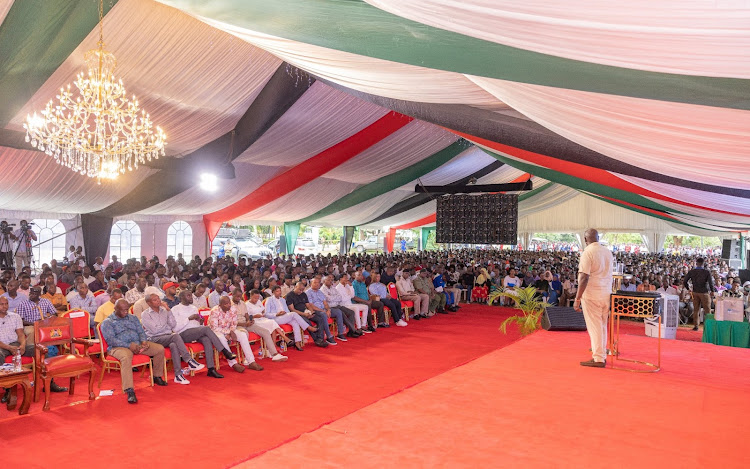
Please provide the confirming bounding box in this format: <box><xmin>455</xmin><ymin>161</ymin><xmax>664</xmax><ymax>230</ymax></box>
<box><xmin>211</xmin><ymin>237</ymin><xmax>271</xmax><ymax>260</ymax></box>
<box><xmin>294</xmin><ymin>239</ymin><xmax>318</xmax><ymax>255</ymax></box>
<box><xmin>353</xmin><ymin>235</ymin><xmax>381</xmax><ymax>253</ymax></box>
<box><xmin>267</xmin><ymin>238</ymin><xmax>280</xmax><ymax>254</ymax></box>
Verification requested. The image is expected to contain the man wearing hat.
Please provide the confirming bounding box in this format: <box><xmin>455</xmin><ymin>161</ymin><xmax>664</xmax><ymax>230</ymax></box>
<box><xmin>163</xmin><ymin>282</ymin><xmax>180</xmax><ymax>308</ymax></box>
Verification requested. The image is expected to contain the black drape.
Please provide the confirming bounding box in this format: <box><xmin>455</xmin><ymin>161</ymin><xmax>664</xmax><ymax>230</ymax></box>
<box><xmin>340</xmin><ymin>226</ymin><xmax>355</xmax><ymax>255</ymax></box>
<box><xmin>81</xmin><ymin>214</ymin><xmax>113</xmax><ymax>266</ymax></box>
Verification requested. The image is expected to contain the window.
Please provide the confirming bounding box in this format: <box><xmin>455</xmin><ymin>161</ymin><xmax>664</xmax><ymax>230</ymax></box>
<box><xmin>110</xmin><ymin>221</ymin><xmax>141</xmax><ymax>261</ymax></box>
<box><xmin>167</xmin><ymin>221</ymin><xmax>192</xmax><ymax>258</ymax></box>
<box><xmin>30</xmin><ymin>219</ymin><xmax>66</xmax><ymax>265</ymax></box>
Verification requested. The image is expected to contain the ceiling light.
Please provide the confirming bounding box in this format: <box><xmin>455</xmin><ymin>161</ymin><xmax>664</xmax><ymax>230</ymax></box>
<box><xmin>200</xmin><ymin>173</ymin><xmax>218</xmax><ymax>192</ymax></box>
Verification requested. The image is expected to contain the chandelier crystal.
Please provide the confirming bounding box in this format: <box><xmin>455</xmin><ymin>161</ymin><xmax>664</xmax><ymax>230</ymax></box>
<box><xmin>23</xmin><ymin>0</ymin><xmax>166</xmax><ymax>183</ymax></box>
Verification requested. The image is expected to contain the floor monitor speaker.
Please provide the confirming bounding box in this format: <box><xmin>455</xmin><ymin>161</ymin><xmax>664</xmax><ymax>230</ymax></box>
<box><xmin>542</xmin><ymin>306</ymin><xmax>588</xmax><ymax>331</ymax></box>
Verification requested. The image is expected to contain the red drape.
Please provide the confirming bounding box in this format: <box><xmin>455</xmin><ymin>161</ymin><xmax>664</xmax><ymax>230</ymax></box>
<box><xmin>203</xmin><ymin>112</ymin><xmax>413</xmax><ymax>239</ymax></box>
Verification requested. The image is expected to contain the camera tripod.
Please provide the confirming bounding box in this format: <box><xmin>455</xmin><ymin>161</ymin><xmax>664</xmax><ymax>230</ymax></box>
<box><xmin>13</xmin><ymin>229</ymin><xmax>37</xmax><ymax>274</ymax></box>
<box><xmin>0</xmin><ymin>230</ymin><xmax>13</xmax><ymax>271</ymax></box>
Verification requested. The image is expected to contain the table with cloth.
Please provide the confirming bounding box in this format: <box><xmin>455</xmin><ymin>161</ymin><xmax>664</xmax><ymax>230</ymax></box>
<box><xmin>701</xmin><ymin>314</ymin><xmax>750</xmax><ymax>348</ymax></box>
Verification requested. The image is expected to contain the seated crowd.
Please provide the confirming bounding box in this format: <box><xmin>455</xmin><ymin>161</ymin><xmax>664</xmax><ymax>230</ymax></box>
<box><xmin>0</xmin><ymin>246</ymin><xmax>746</xmax><ymax>405</ymax></box>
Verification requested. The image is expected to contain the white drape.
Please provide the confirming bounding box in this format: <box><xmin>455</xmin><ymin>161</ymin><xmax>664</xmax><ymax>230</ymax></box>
<box><xmin>366</xmin><ymin>0</ymin><xmax>750</xmax><ymax>78</ymax></box>
<box><xmin>235</xmin><ymin>82</ymin><xmax>389</xmax><ymax>166</ymax></box>
<box><xmin>0</xmin><ymin>147</ymin><xmax>155</xmax><ymax>214</ymax></box>
<box><xmin>467</xmin><ymin>76</ymin><xmax>750</xmax><ymax>189</ymax></box>
<box><xmin>191</xmin><ymin>15</ymin><xmax>502</xmax><ymax>106</ymax></box>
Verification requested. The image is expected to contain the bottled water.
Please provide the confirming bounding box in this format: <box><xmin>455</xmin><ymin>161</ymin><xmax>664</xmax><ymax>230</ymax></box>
<box><xmin>280</xmin><ymin>341</ymin><xmax>287</xmax><ymax>352</ymax></box>
<box><xmin>257</xmin><ymin>348</ymin><xmax>264</xmax><ymax>360</ymax></box>
<box><xmin>13</xmin><ymin>349</ymin><xmax>22</xmax><ymax>372</ymax></box>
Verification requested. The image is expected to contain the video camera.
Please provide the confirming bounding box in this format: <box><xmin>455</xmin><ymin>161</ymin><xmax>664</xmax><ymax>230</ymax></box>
<box><xmin>19</xmin><ymin>220</ymin><xmax>34</xmax><ymax>230</ymax></box>
<box><xmin>0</xmin><ymin>220</ymin><xmax>15</xmax><ymax>235</ymax></box>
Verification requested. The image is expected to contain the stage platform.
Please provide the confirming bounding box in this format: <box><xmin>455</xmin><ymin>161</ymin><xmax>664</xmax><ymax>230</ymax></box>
<box><xmin>2</xmin><ymin>305</ymin><xmax>746</xmax><ymax>468</ymax></box>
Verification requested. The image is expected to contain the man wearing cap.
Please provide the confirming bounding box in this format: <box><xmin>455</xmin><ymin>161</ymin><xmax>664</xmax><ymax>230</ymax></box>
<box><xmin>163</xmin><ymin>282</ymin><xmax>180</xmax><ymax>308</ymax></box>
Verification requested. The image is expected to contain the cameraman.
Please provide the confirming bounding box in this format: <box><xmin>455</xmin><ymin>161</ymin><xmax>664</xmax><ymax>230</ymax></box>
<box><xmin>13</xmin><ymin>220</ymin><xmax>36</xmax><ymax>273</ymax></box>
<box><xmin>0</xmin><ymin>221</ymin><xmax>14</xmax><ymax>270</ymax></box>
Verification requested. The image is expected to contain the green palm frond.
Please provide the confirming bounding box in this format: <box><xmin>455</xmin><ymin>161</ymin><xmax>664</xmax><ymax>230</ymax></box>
<box><xmin>492</xmin><ymin>285</ymin><xmax>550</xmax><ymax>336</ymax></box>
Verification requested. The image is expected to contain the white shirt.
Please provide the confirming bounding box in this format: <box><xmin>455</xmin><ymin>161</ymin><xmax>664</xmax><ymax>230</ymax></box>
<box><xmin>171</xmin><ymin>303</ymin><xmax>201</xmax><ymax>333</ymax></box>
<box><xmin>578</xmin><ymin>242</ymin><xmax>613</xmax><ymax>296</ymax></box>
<box><xmin>321</xmin><ymin>284</ymin><xmax>342</xmax><ymax>307</ymax></box>
<box><xmin>246</xmin><ymin>299</ymin><xmax>264</xmax><ymax>317</ymax></box>
<box><xmin>503</xmin><ymin>276</ymin><xmax>521</xmax><ymax>288</ymax></box>
<box><xmin>82</xmin><ymin>275</ymin><xmax>96</xmax><ymax>286</ymax></box>
<box><xmin>396</xmin><ymin>277</ymin><xmax>415</xmax><ymax>295</ymax></box>
<box><xmin>67</xmin><ymin>251</ymin><xmax>77</xmax><ymax>263</ymax></box>
<box><xmin>335</xmin><ymin>282</ymin><xmax>356</xmax><ymax>305</ymax></box>
<box><xmin>0</xmin><ymin>312</ymin><xmax>22</xmax><ymax>344</ymax></box>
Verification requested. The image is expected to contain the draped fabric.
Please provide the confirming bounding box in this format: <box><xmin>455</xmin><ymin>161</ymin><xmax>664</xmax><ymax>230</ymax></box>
<box><xmin>341</xmin><ymin>226</ymin><xmax>355</xmax><ymax>255</ymax></box>
<box><xmin>283</xmin><ymin>222</ymin><xmax>300</xmax><ymax>254</ymax></box>
<box><xmin>0</xmin><ymin>0</ymin><xmax>747</xmax><ymax>238</ymax></box>
<box><xmin>365</xmin><ymin>0</ymin><xmax>750</xmax><ymax>78</ymax></box>
<box><xmin>80</xmin><ymin>214</ymin><xmax>113</xmax><ymax>266</ymax></box>
<box><xmin>203</xmin><ymin>112</ymin><xmax>414</xmax><ymax>237</ymax></box>
<box><xmin>420</xmin><ymin>227</ymin><xmax>435</xmax><ymax>250</ymax></box>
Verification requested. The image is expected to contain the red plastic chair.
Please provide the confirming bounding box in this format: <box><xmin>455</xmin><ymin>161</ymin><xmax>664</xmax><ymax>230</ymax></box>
<box><xmin>63</xmin><ymin>310</ymin><xmax>103</xmax><ymax>358</ymax></box>
<box><xmin>388</xmin><ymin>282</ymin><xmax>412</xmax><ymax>321</ymax></box>
<box><xmin>97</xmin><ymin>323</ymin><xmax>154</xmax><ymax>387</ymax></box>
<box><xmin>93</xmin><ymin>290</ymin><xmax>106</xmax><ymax>297</ymax></box>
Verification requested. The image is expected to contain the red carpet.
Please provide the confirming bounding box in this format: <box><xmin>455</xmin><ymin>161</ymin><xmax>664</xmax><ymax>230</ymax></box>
<box><xmin>244</xmin><ymin>328</ymin><xmax>750</xmax><ymax>469</ymax></box>
<box><xmin>0</xmin><ymin>305</ymin><xmax>522</xmax><ymax>468</ymax></box>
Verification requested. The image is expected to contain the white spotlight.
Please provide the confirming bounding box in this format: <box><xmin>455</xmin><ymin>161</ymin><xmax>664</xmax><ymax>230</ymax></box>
<box><xmin>199</xmin><ymin>173</ymin><xmax>218</xmax><ymax>192</ymax></box>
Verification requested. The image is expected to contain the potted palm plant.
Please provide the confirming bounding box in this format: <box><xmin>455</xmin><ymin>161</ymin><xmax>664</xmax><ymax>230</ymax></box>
<box><xmin>487</xmin><ymin>285</ymin><xmax>551</xmax><ymax>336</ymax></box>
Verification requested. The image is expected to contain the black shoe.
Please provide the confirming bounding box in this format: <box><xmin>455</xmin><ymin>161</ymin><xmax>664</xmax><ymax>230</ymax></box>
<box><xmin>367</xmin><ymin>325</ymin><xmax>376</xmax><ymax>332</ymax></box>
<box><xmin>580</xmin><ymin>359</ymin><xmax>606</xmax><ymax>368</ymax></box>
<box><xmin>419</xmin><ymin>314</ymin><xmax>429</xmax><ymax>319</ymax></box>
<box><xmin>336</xmin><ymin>334</ymin><xmax>348</xmax><ymax>342</ymax></box>
<box><xmin>154</xmin><ymin>377</ymin><xmax>168</xmax><ymax>386</ymax></box>
<box><xmin>221</xmin><ymin>349</ymin><xmax>237</xmax><ymax>360</ymax></box>
<box><xmin>1</xmin><ymin>388</ymin><xmax>9</xmax><ymax>404</ymax></box>
<box><xmin>377</xmin><ymin>322</ymin><xmax>388</xmax><ymax>328</ymax></box>
<box><xmin>346</xmin><ymin>331</ymin><xmax>357</xmax><ymax>338</ymax></box>
<box><xmin>437</xmin><ymin>309</ymin><xmax>449</xmax><ymax>314</ymax></box>
<box><xmin>326</xmin><ymin>337</ymin><xmax>338</xmax><ymax>346</ymax></box>
<box><xmin>50</xmin><ymin>381</ymin><xmax>68</xmax><ymax>393</ymax></box>
<box><xmin>314</xmin><ymin>339</ymin><xmax>329</xmax><ymax>348</ymax></box>
<box><xmin>354</xmin><ymin>330</ymin><xmax>364</xmax><ymax>337</ymax></box>
<box><xmin>412</xmin><ymin>314</ymin><xmax>421</xmax><ymax>320</ymax></box>
<box><xmin>692</xmin><ymin>325</ymin><xmax>699</xmax><ymax>331</ymax></box>
<box><xmin>207</xmin><ymin>368</ymin><xmax>224</xmax><ymax>379</ymax></box>
<box><xmin>125</xmin><ymin>388</ymin><xmax>137</xmax><ymax>404</ymax></box>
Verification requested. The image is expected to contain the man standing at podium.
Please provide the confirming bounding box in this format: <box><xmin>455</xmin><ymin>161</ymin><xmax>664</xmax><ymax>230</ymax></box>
<box><xmin>574</xmin><ymin>228</ymin><xmax>613</xmax><ymax>368</ymax></box>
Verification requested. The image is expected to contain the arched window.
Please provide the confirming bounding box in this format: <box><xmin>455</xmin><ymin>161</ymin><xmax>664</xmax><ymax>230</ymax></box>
<box><xmin>110</xmin><ymin>221</ymin><xmax>141</xmax><ymax>261</ymax></box>
<box><xmin>30</xmin><ymin>219</ymin><xmax>66</xmax><ymax>265</ymax></box>
<box><xmin>167</xmin><ymin>221</ymin><xmax>192</xmax><ymax>258</ymax></box>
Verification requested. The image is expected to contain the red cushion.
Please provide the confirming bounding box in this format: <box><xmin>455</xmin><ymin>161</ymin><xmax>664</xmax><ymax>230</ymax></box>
<box><xmin>38</xmin><ymin>325</ymin><xmax>72</xmax><ymax>343</ymax></box>
<box><xmin>163</xmin><ymin>349</ymin><xmax>172</xmax><ymax>359</ymax></box>
<box><xmin>74</xmin><ymin>343</ymin><xmax>102</xmax><ymax>355</ymax></box>
<box><xmin>246</xmin><ymin>332</ymin><xmax>261</xmax><ymax>342</ymax></box>
<box><xmin>4</xmin><ymin>356</ymin><xmax>33</xmax><ymax>364</ymax></box>
<box><xmin>401</xmin><ymin>301</ymin><xmax>414</xmax><ymax>308</ymax></box>
<box><xmin>327</xmin><ymin>318</ymin><xmax>334</xmax><ymax>324</ymax></box>
<box><xmin>279</xmin><ymin>324</ymin><xmax>293</xmax><ymax>332</ymax></box>
<box><xmin>185</xmin><ymin>343</ymin><xmax>204</xmax><ymax>353</ymax></box>
<box><xmin>43</xmin><ymin>354</ymin><xmax>93</xmax><ymax>373</ymax></box>
<box><xmin>105</xmin><ymin>354</ymin><xmax>152</xmax><ymax>366</ymax></box>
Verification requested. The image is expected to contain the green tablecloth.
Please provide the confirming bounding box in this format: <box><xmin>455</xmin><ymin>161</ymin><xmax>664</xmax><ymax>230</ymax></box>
<box><xmin>702</xmin><ymin>314</ymin><xmax>750</xmax><ymax>348</ymax></box>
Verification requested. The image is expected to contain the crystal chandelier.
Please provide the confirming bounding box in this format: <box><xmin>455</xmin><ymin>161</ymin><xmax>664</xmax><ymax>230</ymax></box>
<box><xmin>23</xmin><ymin>0</ymin><xmax>166</xmax><ymax>183</ymax></box>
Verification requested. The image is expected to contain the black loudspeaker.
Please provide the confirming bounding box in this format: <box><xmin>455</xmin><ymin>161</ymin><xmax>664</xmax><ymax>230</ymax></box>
<box><xmin>435</xmin><ymin>193</ymin><xmax>518</xmax><ymax>244</ymax></box>
<box><xmin>721</xmin><ymin>239</ymin><xmax>741</xmax><ymax>260</ymax></box>
<box><xmin>739</xmin><ymin>269</ymin><xmax>750</xmax><ymax>285</ymax></box>
<box><xmin>542</xmin><ymin>306</ymin><xmax>588</xmax><ymax>331</ymax></box>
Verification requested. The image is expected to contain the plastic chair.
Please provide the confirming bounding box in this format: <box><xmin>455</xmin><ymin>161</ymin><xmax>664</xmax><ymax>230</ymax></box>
<box><xmin>63</xmin><ymin>310</ymin><xmax>103</xmax><ymax>358</ymax></box>
<box><xmin>97</xmin><ymin>323</ymin><xmax>154</xmax><ymax>388</ymax></box>
<box><xmin>388</xmin><ymin>282</ymin><xmax>412</xmax><ymax>321</ymax></box>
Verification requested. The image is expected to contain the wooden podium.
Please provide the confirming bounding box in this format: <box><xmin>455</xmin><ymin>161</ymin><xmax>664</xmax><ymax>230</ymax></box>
<box><xmin>608</xmin><ymin>291</ymin><xmax>661</xmax><ymax>372</ymax></box>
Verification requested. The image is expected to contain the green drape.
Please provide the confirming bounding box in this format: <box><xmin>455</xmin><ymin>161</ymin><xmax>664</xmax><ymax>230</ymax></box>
<box><xmin>421</xmin><ymin>227</ymin><xmax>435</xmax><ymax>251</ymax></box>
<box><xmin>283</xmin><ymin>222</ymin><xmax>300</xmax><ymax>255</ymax></box>
<box><xmin>0</xmin><ymin>0</ymin><xmax>119</xmax><ymax>126</ymax></box>
<box><xmin>160</xmin><ymin>0</ymin><xmax>749</xmax><ymax>110</ymax></box>
<box><xmin>702</xmin><ymin>314</ymin><xmax>750</xmax><ymax>348</ymax></box>
<box><xmin>294</xmin><ymin>140</ymin><xmax>467</xmax><ymax>224</ymax></box>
